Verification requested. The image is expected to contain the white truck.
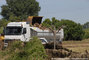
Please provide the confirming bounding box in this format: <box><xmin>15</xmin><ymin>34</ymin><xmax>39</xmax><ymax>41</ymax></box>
<box><xmin>4</xmin><ymin>22</ymin><xmax>64</xmax><ymax>46</ymax></box>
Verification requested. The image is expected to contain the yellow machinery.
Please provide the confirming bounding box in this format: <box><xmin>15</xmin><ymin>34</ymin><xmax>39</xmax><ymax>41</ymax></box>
<box><xmin>0</xmin><ymin>36</ymin><xmax>4</xmax><ymax>41</ymax></box>
<box><xmin>0</xmin><ymin>34</ymin><xmax>4</xmax><ymax>50</ymax></box>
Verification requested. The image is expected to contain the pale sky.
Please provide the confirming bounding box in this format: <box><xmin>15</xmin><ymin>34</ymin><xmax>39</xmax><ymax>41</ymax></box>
<box><xmin>0</xmin><ymin>0</ymin><xmax>89</xmax><ymax>24</ymax></box>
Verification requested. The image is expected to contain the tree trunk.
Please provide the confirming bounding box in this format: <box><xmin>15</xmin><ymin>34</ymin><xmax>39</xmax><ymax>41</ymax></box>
<box><xmin>53</xmin><ymin>31</ymin><xmax>56</xmax><ymax>50</ymax></box>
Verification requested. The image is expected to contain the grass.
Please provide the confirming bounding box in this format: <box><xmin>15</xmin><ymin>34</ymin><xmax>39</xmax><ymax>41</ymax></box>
<box><xmin>63</xmin><ymin>39</ymin><xmax>89</xmax><ymax>53</ymax></box>
<box><xmin>68</xmin><ymin>47</ymin><xmax>89</xmax><ymax>53</ymax></box>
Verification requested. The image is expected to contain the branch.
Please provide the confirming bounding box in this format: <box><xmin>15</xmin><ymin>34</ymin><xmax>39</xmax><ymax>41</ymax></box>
<box><xmin>57</xmin><ymin>25</ymin><xmax>66</xmax><ymax>33</ymax></box>
<box><xmin>48</xmin><ymin>27</ymin><xmax>54</xmax><ymax>33</ymax></box>
<box><xmin>57</xmin><ymin>27</ymin><xmax>61</xmax><ymax>33</ymax></box>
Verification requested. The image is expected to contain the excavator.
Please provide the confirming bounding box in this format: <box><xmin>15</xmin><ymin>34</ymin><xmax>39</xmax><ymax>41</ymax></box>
<box><xmin>0</xmin><ymin>34</ymin><xmax>4</xmax><ymax>50</ymax></box>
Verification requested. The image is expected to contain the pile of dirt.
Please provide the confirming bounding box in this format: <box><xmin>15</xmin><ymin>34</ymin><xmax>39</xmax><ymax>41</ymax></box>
<box><xmin>69</xmin><ymin>50</ymin><xmax>89</xmax><ymax>58</ymax></box>
<box><xmin>44</xmin><ymin>42</ymin><xmax>89</xmax><ymax>60</ymax></box>
<box><xmin>44</xmin><ymin>42</ymin><xmax>63</xmax><ymax>49</ymax></box>
<box><xmin>46</xmin><ymin>49</ymin><xmax>70</xmax><ymax>60</ymax></box>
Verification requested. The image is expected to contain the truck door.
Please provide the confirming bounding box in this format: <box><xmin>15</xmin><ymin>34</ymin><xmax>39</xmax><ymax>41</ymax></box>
<box><xmin>22</xmin><ymin>28</ymin><xmax>27</xmax><ymax>41</ymax></box>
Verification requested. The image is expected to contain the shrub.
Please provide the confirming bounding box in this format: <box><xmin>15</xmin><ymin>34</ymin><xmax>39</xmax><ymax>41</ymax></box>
<box><xmin>6</xmin><ymin>37</ymin><xmax>47</xmax><ymax>60</ymax></box>
<box><xmin>83</xmin><ymin>28</ymin><xmax>89</xmax><ymax>39</ymax></box>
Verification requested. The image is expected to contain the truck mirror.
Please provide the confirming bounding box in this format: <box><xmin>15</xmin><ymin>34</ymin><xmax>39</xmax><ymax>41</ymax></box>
<box><xmin>23</xmin><ymin>28</ymin><xmax>26</xmax><ymax>34</ymax></box>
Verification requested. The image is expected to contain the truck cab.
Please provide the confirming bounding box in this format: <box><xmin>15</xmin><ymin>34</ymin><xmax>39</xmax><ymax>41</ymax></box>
<box><xmin>4</xmin><ymin>22</ymin><xmax>30</xmax><ymax>46</ymax></box>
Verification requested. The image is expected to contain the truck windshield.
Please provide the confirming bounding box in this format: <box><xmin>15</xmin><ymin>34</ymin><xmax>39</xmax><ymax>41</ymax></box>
<box><xmin>5</xmin><ymin>27</ymin><xmax>22</xmax><ymax>35</ymax></box>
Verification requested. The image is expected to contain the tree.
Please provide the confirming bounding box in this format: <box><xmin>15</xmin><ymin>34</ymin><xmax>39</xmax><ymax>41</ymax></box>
<box><xmin>51</xmin><ymin>17</ymin><xmax>61</xmax><ymax>29</ymax></box>
<box><xmin>83</xmin><ymin>22</ymin><xmax>89</xmax><ymax>29</ymax></box>
<box><xmin>0</xmin><ymin>19</ymin><xmax>10</xmax><ymax>33</ymax></box>
<box><xmin>42</xmin><ymin>18</ymin><xmax>52</xmax><ymax>27</ymax></box>
<box><xmin>1</xmin><ymin>0</ymin><xmax>40</xmax><ymax>21</ymax></box>
<box><xmin>0</xmin><ymin>19</ymin><xmax>9</xmax><ymax>27</ymax></box>
<box><xmin>42</xmin><ymin>17</ymin><xmax>64</xmax><ymax>50</ymax></box>
<box><xmin>60</xmin><ymin>19</ymin><xmax>84</xmax><ymax>40</ymax></box>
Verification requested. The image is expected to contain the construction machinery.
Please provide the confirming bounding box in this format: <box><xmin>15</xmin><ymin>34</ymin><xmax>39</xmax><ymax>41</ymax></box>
<box><xmin>0</xmin><ymin>34</ymin><xmax>4</xmax><ymax>49</ymax></box>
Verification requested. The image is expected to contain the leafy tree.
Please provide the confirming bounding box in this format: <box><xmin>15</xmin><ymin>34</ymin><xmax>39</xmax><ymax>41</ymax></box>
<box><xmin>42</xmin><ymin>17</ymin><xmax>63</xmax><ymax>50</ymax></box>
<box><xmin>1</xmin><ymin>0</ymin><xmax>40</xmax><ymax>21</ymax></box>
<box><xmin>42</xmin><ymin>18</ymin><xmax>52</xmax><ymax>27</ymax></box>
<box><xmin>0</xmin><ymin>19</ymin><xmax>10</xmax><ymax>33</ymax></box>
<box><xmin>42</xmin><ymin>17</ymin><xmax>61</xmax><ymax>29</ymax></box>
<box><xmin>60</xmin><ymin>20</ymin><xmax>84</xmax><ymax>40</ymax></box>
<box><xmin>83</xmin><ymin>22</ymin><xmax>89</xmax><ymax>29</ymax></box>
<box><xmin>51</xmin><ymin>17</ymin><xmax>60</xmax><ymax>29</ymax></box>
<box><xmin>0</xmin><ymin>19</ymin><xmax>10</xmax><ymax>27</ymax></box>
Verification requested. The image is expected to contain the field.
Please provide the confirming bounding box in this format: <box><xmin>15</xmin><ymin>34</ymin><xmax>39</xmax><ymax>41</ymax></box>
<box><xmin>63</xmin><ymin>39</ymin><xmax>89</xmax><ymax>52</ymax></box>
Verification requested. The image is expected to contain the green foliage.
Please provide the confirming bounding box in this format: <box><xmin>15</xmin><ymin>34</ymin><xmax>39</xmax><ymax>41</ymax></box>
<box><xmin>42</xmin><ymin>18</ymin><xmax>84</xmax><ymax>40</ymax></box>
<box><xmin>42</xmin><ymin>18</ymin><xmax>52</xmax><ymax>28</ymax></box>
<box><xmin>0</xmin><ymin>19</ymin><xmax>10</xmax><ymax>34</ymax></box>
<box><xmin>83</xmin><ymin>28</ymin><xmax>89</xmax><ymax>39</ymax></box>
<box><xmin>0</xmin><ymin>27</ymin><xmax>3</xmax><ymax>34</ymax></box>
<box><xmin>51</xmin><ymin>17</ymin><xmax>60</xmax><ymax>29</ymax></box>
<box><xmin>42</xmin><ymin>17</ymin><xmax>61</xmax><ymax>29</ymax></box>
<box><xmin>24</xmin><ymin>37</ymin><xmax>47</xmax><ymax>60</ymax></box>
<box><xmin>83</xmin><ymin>22</ymin><xmax>89</xmax><ymax>29</ymax></box>
<box><xmin>0</xmin><ymin>19</ymin><xmax>10</xmax><ymax>27</ymax></box>
<box><xmin>61</xmin><ymin>20</ymin><xmax>84</xmax><ymax>40</ymax></box>
<box><xmin>1</xmin><ymin>37</ymin><xmax>47</xmax><ymax>60</ymax></box>
<box><xmin>1</xmin><ymin>0</ymin><xmax>40</xmax><ymax>21</ymax></box>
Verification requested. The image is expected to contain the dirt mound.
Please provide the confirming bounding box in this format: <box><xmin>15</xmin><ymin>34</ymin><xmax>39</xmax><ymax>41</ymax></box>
<box><xmin>44</xmin><ymin>42</ymin><xmax>89</xmax><ymax>60</ymax></box>
<box><xmin>46</xmin><ymin>49</ymin><xmax>89</xmax><ymax>60</ymax></box>
<box><xmin>44</xmin><ymin>42</ymin><xmax>63</xmax><ymax>49</ymax></box>
<box><xmin>46</xmin><ymin>49</ymin><xmax>70</xmax><ymax>59</ymax></box>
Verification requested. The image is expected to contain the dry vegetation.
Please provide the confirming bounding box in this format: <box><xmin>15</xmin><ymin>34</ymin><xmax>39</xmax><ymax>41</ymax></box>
<box><xmin>63</xmin><ymin>39</ymin><xmax>89</xmax><ymax>52</ymax></box>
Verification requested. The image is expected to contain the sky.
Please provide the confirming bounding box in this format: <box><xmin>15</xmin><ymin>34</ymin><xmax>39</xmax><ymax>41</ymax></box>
<box><xmin>0</xmin><ymin>0</ymin><xmax>89</xmax><ymax>24</ymax></box>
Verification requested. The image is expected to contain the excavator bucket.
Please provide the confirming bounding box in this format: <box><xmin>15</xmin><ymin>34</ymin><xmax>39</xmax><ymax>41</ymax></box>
<box><xmin>27</xmin><ymin>16</ymin><xmax>43</xmax><ymax>25</ymax></box>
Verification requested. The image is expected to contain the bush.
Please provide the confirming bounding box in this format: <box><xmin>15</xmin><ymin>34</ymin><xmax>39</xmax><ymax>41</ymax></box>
<box><xmin>24</xmin><ymin>37</ymin><xmax>47</xmax><ymax>60</ymax></box>
<box><xmin>83</xmin><ymin>28</ymin><xmax>89</xmax><ymax>39</ymax></box>
<box><xmin>0</xmin><ymin>27</ymin><xmax>3</xmax><ymax>34</ymax></box>
<box><xmin>61</xmin><ymin>20</ymin><xmax>84</xmax><ymax>40</ymax></box>
<box><xmin>1</xmin><ymin>37</ymin><xmax>47</xmax><ymax>60</ymax></box>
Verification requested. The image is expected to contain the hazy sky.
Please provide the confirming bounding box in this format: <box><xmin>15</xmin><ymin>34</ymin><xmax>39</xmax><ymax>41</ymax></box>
<box><xmin>0</xmin><ymin>0</ymin><xmax>89</xmax><ymax>24</ymax></box>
